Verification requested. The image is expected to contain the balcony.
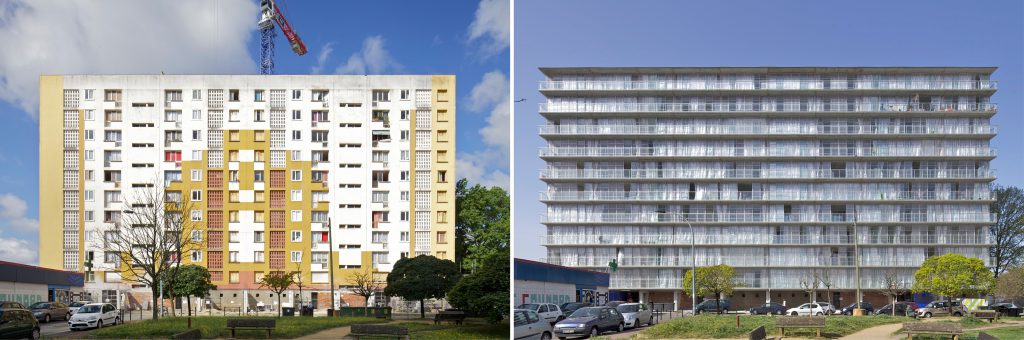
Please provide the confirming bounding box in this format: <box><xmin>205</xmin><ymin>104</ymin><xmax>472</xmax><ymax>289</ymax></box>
<box><xmin>540</xmin><ymin>190</ymin><xmax>992</xmax><ymax>202</ymax></box>
<box><xmin>539</xmin><ymin>168</ymin><xmax>995</xmax><ymax>181</ymax></box>
<box><xmin>542</xmin><ymin>255</ymin><xmax>857</xmax><ymax>268</ymax></box>
<box><xmin>539</xmin><ymin>147</ymin><xmax>997</xmax><ymax>159</ymax></box>
<box><xmin>539</xmin><ymin>124</ymin><xmax>997</xmax><ymax>137</ymax></box>
<box><xmin>539</xmin><ymin>80</ymin><xmax>997</xmax><ymax>92</ymax></box>
<box><xmin>538</xmin><ymin>102</ymin><xmax>998</xmax><ymax>114</ymax></box>
<box><xmin>540</xmin><ymin>212</ymin><xmax>995</xmax><ymax>224</ymax></box>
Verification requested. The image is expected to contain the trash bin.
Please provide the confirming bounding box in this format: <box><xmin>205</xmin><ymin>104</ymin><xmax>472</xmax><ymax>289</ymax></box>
<box><xmin>282</xmin><ymin>307</ymin><xmax>295</xmax><ymax>316</ymax></box>
<box><xmin>326</xmin><ymin>308</ymin><xmax>334</xmax><ymax>317</ymax></box>
<box><xmin>301</xmin><ymin>306</ymin><xmax>314</xmax><ymax>316</ymax></box>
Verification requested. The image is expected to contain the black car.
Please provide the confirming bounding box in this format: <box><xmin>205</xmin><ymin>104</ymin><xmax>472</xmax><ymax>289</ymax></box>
<box><xmin>553</xmin><ymin>307</ymin><xmax>625</xmax><ymax>339</ymax></box>
<box><xmin>839</xmin><ymin>302</ymin><xmax>874</xmax><ymax>315</ymax></box>
<box><xmin>748</xmin><ymin>303</ymin><xmax>786</xmax><ymax>315</ymax></box>
<box><xmin>560</xmin><ymin>302</ymin><xmax>591</xmax><ymax>316</ymax></box>
<box><xmin>694</xmin><ymin>299</ymin><xmax>731</xmax><ymax>314</ymax></box>
<box><xmin>0</xmin><ymin>308</ymin><xmax>40</xmax><ymax>339</ymax></box>
<box><xmin>981</xmin><ymin>303</ymin><xmax>1022</xmax><ymax>317</ymax></box>
<box><xmin>876</xmin><ymin>302</ymin><xmax>918</xmax><ymax>316</ymax></box>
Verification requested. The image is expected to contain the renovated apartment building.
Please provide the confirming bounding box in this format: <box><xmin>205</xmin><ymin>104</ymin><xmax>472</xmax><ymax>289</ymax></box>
<box><xmin>538</xmin><ymin>67</ymin><xmax>996</xmax><ymax>309</ymax></box>
<box><xmin>39</xmin><ymin>75</ymin><xmax>455</xmax><ymax>309</ymax></box>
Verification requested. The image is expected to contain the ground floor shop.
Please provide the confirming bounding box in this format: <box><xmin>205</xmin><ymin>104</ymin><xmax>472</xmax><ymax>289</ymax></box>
<box><xmin>514</xmin><ymin>258</ymin><xmax>610</xmax><ymax>307</ymax></box>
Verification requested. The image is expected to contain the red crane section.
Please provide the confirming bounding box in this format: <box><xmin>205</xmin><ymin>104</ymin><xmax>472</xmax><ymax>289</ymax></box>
<box><xmin>272</xmin><ymin>3</ymin><xmax>307</xmax><ymax>56</ymax></box>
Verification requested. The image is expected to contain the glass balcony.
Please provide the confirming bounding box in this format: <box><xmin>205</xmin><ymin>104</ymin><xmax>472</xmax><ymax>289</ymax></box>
<box><xmin>539</xmin><ymin>102</ymin><xmax>997</xmax><ymax>113</ymax></box>
<box><xmin>541</xmin><ymin>212</ymin><xmax>995</xmax><ymax>224</ymax></box>
<box><xmin>540</xmin><ymin>190</ymin><xmax>992</xmax><ymax>202</ymax></box>
<box><xmin>539</xmin><ymin>124</ymin><xmax>997</xmax><ymax>136</ymax></box>
<box><xmin>540</xmin><ymin>168</ymin><xmax>994</xmax><ymax>180</ymax></box>
<box><xmin>539</xmin><ymin>80</ymin><xmax>997</xmax><ymax>91</ymax></box>
<box><xmin>539</xmin><ymin>147</ymin><xmax>997</xmax><ymax>158</ymax></box>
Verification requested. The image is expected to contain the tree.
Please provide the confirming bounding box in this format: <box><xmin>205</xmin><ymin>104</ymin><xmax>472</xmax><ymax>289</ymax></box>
<box><xmin>455</xmin><ymin>179</ymin><xmax>510</xmax><ymax>273</ymax></box>
<box><xmin>350</xmin><ymin>269</ymin><xmax>384</xmax><ymax>313</ymax></box>
<box><xmin>259</xmin><ymin>271</ymin><xmax>296</xmax><ymax>317</ymax></box>
<box><xmin>912</xmin><ymin>253</ymin><xmax>995</xmax><ymax>315</ymax></box>
<box><xmin>384</xmin><ymin>255</ymin><xmax>460</xmax><ymax>319</ymax></box>
<box><xmin>820</xmin><ymin>270</ymin><xmax>835</xmax><ymax>306</ymax></box>
<box><xmin>799</xmin><ymin>271</ymin><xmax>822</xmax><ymax>304</ymax></box>
<box><xmin>93</xmin><ymin>181</ymin><xmax>202</xmax><ymax>320</ymax></box>
<box><xmin>292</xmin><ymin>262</ymin><xmax>307</xmax><ymax>310</ymax></box>
<box><xmin>990</xmin><ymin>186</ymin><xmax>1024</xmax><ymax>277</ymax></box>
<box><xmin>879</xmin><ymin>270</ymin><xmax>910</xmax><ymax>316</ymax></box>
<box><xmin>994</xmin><ymin>266</ymin><xmax>1024</xmax><ymax>301</ymax></box>
<box><xmin>165</xmin><ymin>264</ymin><xmax>214</xmax><ymax>316</ymax></box>
<box><xmin>449</xmin><ymin>251</ymin><xmax>510</xmax><ymax>323</ymax></box>
<box><xmin>682</xmin><ymin>264</ymin><xmax>737</xmax><ymax>314</ymax></box>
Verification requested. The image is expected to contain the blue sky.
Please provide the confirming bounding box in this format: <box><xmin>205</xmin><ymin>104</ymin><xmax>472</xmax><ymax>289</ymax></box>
<box><xmin>513</xmin><ymin>0</ymin><xmax>1024</xmax><ymax>260</ymax></box>
<box><xmin>0</xmin><ymin>0</ymin><xmax>509</xmax><ymax>264</ymax></box>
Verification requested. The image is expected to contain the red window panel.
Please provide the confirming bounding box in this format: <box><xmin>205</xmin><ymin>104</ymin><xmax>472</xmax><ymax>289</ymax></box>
<box><xmin>270</xmin><ymin>170</ymin><xmax>286</xmax><ymax>188</ymax></box>
<box><xmin>165</xmin><ymin>151</ymin><xmax>181</xmax><ymax>162</ymax></box>
<box><xmin>372</xmin><ymin>211</ymin><xmax>383</xmax><ymax>229</ymax></box>
<box><xmin>270</xmin><ymin>231</ymin><xmax>285</xmax><ymax>248</ymax></box>
<box><xmin>209</xmin><ymin>271</ymin><xmax>223</xmax><ymax>282</ymax></box>
<box><xmin>207</xmin><ymin>190</ymin><xmax>223</xmax><ymax>209</ymax></box>
<box><xmin>321</xmin><ymin>232</ymin><xmax>328</xmax><ymax>242</ymax></box>
<box><xmin>270</xmin><ymin>191</ymin><xmax>285</xmax><ymax>208</ymax></box>
<box><xmin>207</xmin><ymin>231</ymin><xmax>222</xmax><ymax>250</ymax></box>
<box><xmin>269</xmin><ymin>251</ymin><xmax>285</xmax><ymax>269</ymax></box>
<box><xmin>207</xmin><ymin>251</ymin><xmax>223</xmax><ymax>269</ymax></box>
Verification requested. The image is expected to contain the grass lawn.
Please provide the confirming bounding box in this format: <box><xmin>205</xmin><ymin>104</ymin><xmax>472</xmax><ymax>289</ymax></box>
<box><xmin>353</xmin><ymin>321</ymin><xmax>509</xmax><ymax>340</ymax></box>
<box><xmin>88</xmin><ymin>316</ymin><xmax>382</xmax><ymax>339</ymax></box>
<box><xmin>903</xmin><ymin>325</ymin><xmax>1024</xmax><ymax>340</ymax></box>
<box><xmin>634</xmin><ymin>314</ymin><xmax>910</xmax><ymax>339</ymax></box>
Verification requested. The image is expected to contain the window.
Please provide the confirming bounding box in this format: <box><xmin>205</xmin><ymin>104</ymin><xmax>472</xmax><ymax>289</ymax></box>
<box><xmin>438</xmin><ymin>170</ymin><xmax>447</xmax><ymax>183</ymax></box>
<box><xmin>372</xmin><ymin>151</ymin><xmax>389</xmax><ymax>163</ymax></box>
<box><xmin>254</xmin><ymin>90</ymin><xmax>265</xmax><ymax>102</ymax></box>
<box><xmin>191</xmin><ymin>230</ymin><xmax>202</xmax><ymax>242</ymax></box>
<box><xmin>401</xmin><ymin>211</ymin><xmax>409</xmax><ymax>221</ymax></box>
<box><xmin>229</xmin><ymin>210</ymin><xmax>239</xmax><ymax>222</ymax></box>
<box><xmin>254</xmin><ymin>110</ymin><xmax>265</xmax><ymax>122</ymax></box>
<box><xmin>165</xmin><ymin>151</ymin><xmax>182</xmax><ymax>162</ymax></box>
<box><xmin>400</xmin><ymin>171</ymin><xmax>409</xmax><ymax>181</ymax></box>
<box><xmin>400</xmin><ymin>231</ymin><xmax>409</xmax><ymax>242</ymax></box>
<box><xmin>254</xmin><ymin>171</ymin><xmax>264</xmax><ymax>183</ymax></box>
<box><xmin>372</xmin><ymin>252</ymin><xmax>389</xmax><ymax>264</ymax></box>
<box><xmin>401</xmin><ymin>191</ymin><xmax>409</xmax><ymax>201</ymax></box>
<box><xmin>190</xmin><ymin>250</ymin><xmax>202</xmax><ymax>262</ymax></box>
<box><xmin>401</xmin><ymin>150</ymin><xmax>410</xmax><ymax>161</ymax></box>
<box><xmin>291</xmin><ymin>210</ymin><xmax>302</xmax><ymax>222</ymax></box>
<box><xmin>291</xmin><ymin>251</ymin><xmax>302</xmax><ymax>262</ymax></box>
<box><xmin>254</xmin><ymin>251</ymin><xmax>265</xmax><ymax>262</ymax></box>
<box><xmin>229</xmin><ymin>252</ymin><xmax>239</xmax><ymax>263</ymax></box>
<box><xmin>84</xmin><ymin>89</ymin><xmax>94</xmax><ymax>100</ymax></box>
<box><xmin>372</xmin><ymin>191</ymin><xmax>388</xmax><ymax>203</ymax></box>
<box><xmin>229</xmin><ymin>130</ymin><xmax>240</xmax><ymax>142</ymax></box>
<box><xmin>312</xmin><ymin>90</ymin><xmax>328</xmax><ymax>102</ymax></box>
<box><xmin>437</xmin><ymin>130</ymin><xmax>448</xmax><ymax>142</ymax></box>
<box><xmin>400</xmin><ymin>89</ymin><xmax>410</xmax><ymax>100</ymax></box>
<box><xmin>437</xmin><ymin>150</ymin><xmax>448</xmax><ymax>163</ymax></box>
<box><xmin>400</xmin><ymin>130</ymin><xmax>409</xmax><ymax>141</ymax></box>
<box><xmin>192</xmin><ymin>130</ymin><xmax>202</xmax><ymax>141</ymax></box>
<box><xmin>372</xmin><ymin>231</ymin><xmax>388</xmax><ymax>243</ymax></box>
<box><xmin>400</xmin><ymin>110</ymin><xmax>410</xmax><ymax>120</ymax></box>
<box><xmin>191</xmin><ymin>190</ymin><xmax>202</xmax><ymax>201</ymax></box>
<box><xmin>254</xmin><ymin>231</ymin><xmax>265</xmax><ymax>243</ymax></box>
<box><xmin>255</xmin><ymin>191</ymin><xmax>265</xmax><ymax>202</ymax></box>
<box><xmin>372</xmin><ymin>90</ymin><xmax>389</xmax><ymax>102</ymax></box>
<box><xmin>437</xmin><ymin>89</ymin><xmax>449</xmax><ymax>102</ymax></box>
<box><xmin>291</xmin><ymin>110</ymin><xmax>302</xmax><ymax>120</ymax></box>
<box><xmin>229</xmin><ymin>271</ymin><xmax>239</xmax><ymax>283</ymax></box>
<box><xmin>192</xmin><ymin>89</ymin><xmax>202</xmax><ymax>101</ymax></box>
<box><xmin>165</xmin><ymin>90</ymin><xmax>182</xmax><ymax>102</ymax></box>
<box><xmin>290</xmin><ymin>230</ymin><xmax>303</xmax><ymax>242</ymax></box>
<box><xmin>84</xmin><ymin>190</ymin><xmax>94</xmax><ymax>202</ymax></box>
<box><xmin>254</xmin><ymin>130</ymin><xmax>266</xmax><ymax>142</ymax></box>
<box><xmin>228</xmin><ymin>89</ymin><xmax>239</xmax><ymax>101</ymax></box>
<box><xmin>312</xmin><ymin>130</ymin><xmax>328</xmax><ymax>142</ymax></box>
<box><xmin>84</xmin><ymin>110</ymin><xmax>94</xmax><ymax>120</ymax></box>
<box><xmin>437</xmin><ymin>231</ymin><xmax>447</xmax><ymax>244</ymax></box>
<box><xmin>312</xmin><ymin>110</ymin><xmax>328</xmax><ymax>122</ymax></box>
<box><xmin>229</xmin><ymin>231</ymin><xmax>239</xmax><ymax>243</ymax></box>
<box><xmin>254</xmin><ymin>211</ymin><xmax>265</xmax><ymax>223</ymax></box>
<box><xmin>437</xmin><ymin>211</ymin><xmax>447</xmax><ymax>223</ymax></box>
<box><xmin>229</xmin><ymin>191</ymin><xmax>239</xmax><ymax>203</ymax></box>
<box><xmin>291</xmin><ymin>190</ymin><xmax>302</xmax><ymax>202</ymax></box>
<box><xmin>291</xmin><ymin>89</ymin><xmax>301</xmax><ymax>100</ymax></box>
<box><xmin>192</xmin><ymin>150</ymin><xmax>202</xmax><ymax>160</ymax></box>
<box><xmin>292</xmin><ymin>130</ymin><xmax>301</xmax><ymax>141</ymax></box>
<box><xmin>291</xmin><ymin>150</ymin><xmax>301</xmax><ymax>161</ymax></box>
<box><xmin>291</xmin><ymin>170</ymin><xmax>302</xmax><ymax>181</ymax></box>
<box><xmin>191</xmin><ymin>210</ymin><xmax>202</xmax><ymax>221</ymax></box>
<box><xmin>229</xmin><ymin>170</ymin><xmax>239</xmax><ymax>181</ymax></box>
<box><xmin>255</xmin><ymin>150</ymin><xmax>265</xmax><ymax>162</ymax></box>
<box><xmin>229</xmin><ymin>110</ymin><xmax>239</xmax><ymax>121</ymax></box>
<box><xmin>84</xmin><ymin>210</ymin><xmax>94</xmax><ymax>222</ymax></box>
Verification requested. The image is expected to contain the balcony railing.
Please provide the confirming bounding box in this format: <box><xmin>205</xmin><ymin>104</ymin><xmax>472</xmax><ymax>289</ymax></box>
<box><xmin>539</xmin><ymin>124</ymin><xmax>998</xmax><ymax>136</ymax></box>
<box><xmin>542</xmin><ymin>255</ymin><xmax>855</xmax><ymax>268</ymax></box>
<box><xmin>543</xmin><ymin>234</ymin><xmax>853</xmax><ymax>246</ymax></box>
<box><xmin>540</xmin><ymin>190</ymin><xmax>992</xmax><ymax>202</ymax></box>
<box><xmin>540</xmin><ymin>168</ymin><xmax>995</xmax><ymax>180</ymax></box>
<box><xmin>539</xmin><ymin>80</ymin><xmax>998</xmax><ymax>91</ymax></box>
<box><xmin>539</xmin><ymin>147</ymin><xmax>997</xmax><ymax>158</ymax></box>
<box><xmin>541</xmin><ymin>212</ymin><xmax>996</xmax><ymax>224</ymax></box>
<box><xmin>539</xmin><ymin>102</ymin><xmax>998</xmax><ymax>113</ymax></box>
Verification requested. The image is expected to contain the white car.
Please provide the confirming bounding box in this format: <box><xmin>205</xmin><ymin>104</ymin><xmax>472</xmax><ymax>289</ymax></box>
<box><xmin>517</xmin><ymin>303</ymin><xmax>564</xmax><ymax>324</ymax></box>
<box><xmin>616</xmin><ymin>303</ymin><xmax>654</xmax><ymax>329</ymax></box>
<box><xmin>68</xmin><ymin>301</ymin><xmax>92</xmax><ymax>315</ymax></box>
<box><xmin>786</xmin><ymin>303</ymin><xmax>827</xmax><ymax>316</ymax></box>
<box><xmin>68</xmin><ymin>303</ymin><xmax>120</xmax><ymax>330</ymax></box>
<box><xmin>514</xmin><ymin>309</ymin><xmax>553</xmax><ymax>340</ymax></box>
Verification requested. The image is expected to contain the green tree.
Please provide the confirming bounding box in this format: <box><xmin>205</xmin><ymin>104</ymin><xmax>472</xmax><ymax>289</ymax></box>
<box><xmin>259</xmin><ymin>271</ymin><xmax>296</xmax><ymax>317</ymax></box>
<box><xmin>384</xmin><ymin>255</ymin><xmax>460</xmax><ymax>319</ymax></box>
<box><xmin>455</xmin><ymin>179</ymin><xmax>510</xmax><ymax>272</ymax></box>
<box><xmin>995</xmin><ymin>266</ymin><xmax>1024</xmax><ymax>301</ymax></box>
<box><xmin>448</xmin><ymin>251</ymin><xmax>509</xmax><ymax>323</ymax></box>
<box><xmin>991</xmin><ymin>186</ymin><xmax>1024</xmax><ymax>277</ymax></box>
<box><xmin>164</xmin><ymin>264</ymin><xmax>214</xmax><ymax>316</ymax></box>
<box><xmin>682</xmin><ymin>264</ymin><xmax>737</xmax><ymax>314</ymax></box>
<box><xmin>912</xmin><ymin>253</ymin><xmax>995</xmax><ymax>314</ymax></box>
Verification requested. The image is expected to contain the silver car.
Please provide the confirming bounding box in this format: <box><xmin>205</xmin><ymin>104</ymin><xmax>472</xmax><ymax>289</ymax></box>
<box><xmin>514</xmin><ymin>309</ymin><xmax>553</xmax><ymax>340</ymax></box>
<box><xmin>615</xmin><ymin>303</ymin><xmax>654</xmax><ymax>329</ymax></box>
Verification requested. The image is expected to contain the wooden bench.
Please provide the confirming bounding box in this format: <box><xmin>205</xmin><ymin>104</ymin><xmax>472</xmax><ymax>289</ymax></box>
<box><xmin>971</xmin><ymin>310</ymin><xmax>999</xmax><ymax>323</ymax></box>
<box><xmin>902</xmin><ymin>322</ymin><xmax>963</xmax><ymax>340</ymax></box>
<box><xmin>350</xmin><ymin>324</ymin><xmax>410</xmax><ymax>340</ymax></box>
<box><xmin>225</xmin><ymin>318</ymin><xmax>276</xmax><ymax>339</ymax></box>
<box><xmin>433</xmin><ymin>310</ymin><xmax>467</xmax><ymax>325</ymax></box>
<box><xmin>777</xmin><ymin>316</ymin><xmax>826</xmax><ymax>338</ymax></box>
<box><xmin>748</xmin><ymin>325</ymin><xmax>779</xmax><ymax>340</ymax></box>
<box><xmin>170</xmin><ymin>328</ymin><xmax>201</xmax><ymax>340</ymax></box>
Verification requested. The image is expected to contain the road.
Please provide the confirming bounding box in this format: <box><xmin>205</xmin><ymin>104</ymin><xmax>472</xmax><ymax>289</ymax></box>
<box><xmin>40</xmin><ymin>310</ymin><xmax>156</xmax><ymax>338</ymax></box>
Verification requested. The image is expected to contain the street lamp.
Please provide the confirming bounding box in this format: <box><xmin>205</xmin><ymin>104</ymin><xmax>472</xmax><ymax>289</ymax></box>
<box><xmin>684</xmin><ymin>217</ymin><xmax>696</xmax><ymax>316</ymax></box>
<box><xmin>325</xmin><ymin>217</ymin><xmax>336</xmax><ymax>313</ymax></box>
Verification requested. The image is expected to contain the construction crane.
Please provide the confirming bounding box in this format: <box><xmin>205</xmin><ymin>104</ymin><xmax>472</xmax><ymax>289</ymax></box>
<box><xmin>259</xmin><ymin>0</ymin><xmax>308</xmax><ymax>74</ymax></box>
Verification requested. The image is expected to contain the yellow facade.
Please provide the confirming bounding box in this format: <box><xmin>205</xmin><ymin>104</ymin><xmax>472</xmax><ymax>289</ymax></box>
<box><xmin>39</xmin><ymin>76</ymin><xmax>65</xmax><ymax>270</ymax></box>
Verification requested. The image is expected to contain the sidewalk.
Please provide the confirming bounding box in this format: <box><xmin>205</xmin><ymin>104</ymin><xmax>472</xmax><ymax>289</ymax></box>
<box><xmin>294</xmin><ymin>326</ymin><xmax>354</xmax><ymax>340</ymax></box>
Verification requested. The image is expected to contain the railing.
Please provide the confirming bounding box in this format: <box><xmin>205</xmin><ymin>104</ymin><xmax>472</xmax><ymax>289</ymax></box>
<box><xmin>540</xmin><ymin>124</ymin><xmax>998</xmax><ymax>136</ymax></box>
<box><xmin>543</xmin><ymin>255</ymin><xmax>855</xmax><ymax>268</ymax></box>
<box><xmin>539</xmin><ymin>80</ymin><xmax>998</xmax><ymax>91</ymax></box>
<box><xmin>542</xmin><ymin>234</ymin><xmax>853</xmax><ymax>245</ymax></box>
<box><xmin>539</xmin><ymin>147</ymin><xmax>997</xmax><ymax>158</ymax></box>
<box><xmin>541</xmin><ymin>212</ymin><xmax>995</xmax><ymax>223</ymax></box>
<box><xmin>540</xmin><ymin>190</ymin><xmax>992</xmax><ymax>201</ymax></box>
<box><xmin>539</xmin><ymin>102</ymin><xmax>998</xmax><ymax>113</ymax></box>
<box><xmin>860</xmin><ymin>234</ymin><xmax>989</xmax><ymax>245</ymax></box>
<box><xmin>540</xmin><ymin>168</ymin><xmax>995</xmax><ymax>180</ymax></box>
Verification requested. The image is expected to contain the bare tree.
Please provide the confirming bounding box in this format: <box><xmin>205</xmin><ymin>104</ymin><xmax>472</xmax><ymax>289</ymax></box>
<box><xmin>800</xmin><ymin>270</ymin><xmax>822</xmax><ymax>304</ymax></box>
<box><xmin>93</xmin><ymin>180</ymin><xmax>202</xmax><ymax>320</ymax></box>
<box><xmin>880</xmin><ymin>270</ymin><xmax>909</xmax><ymax>316</ymax></box>
<box><xmin>351</xmin><ymin>270</ymin><xmax>384</xmax><ymax>314</ymax></box>
<box><xmin>820</xmin><ymin>270</ymin><xmax>835</xmax><ymax>309</ymax></box>
<box><xmin>293</xmin><ymin>262</ymin><xmax>307</xmax><ymax>312</ymax></box>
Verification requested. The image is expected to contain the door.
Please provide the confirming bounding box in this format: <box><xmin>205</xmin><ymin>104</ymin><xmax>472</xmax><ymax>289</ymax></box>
<box><xmin>513</xmin><ymin>310</ymin><xmax>532</xmax><ymax>339</ymax></box>
<box><xmin>599</xmin><ymin>308</ymin><xmax>612</xmax><ymax>331</ymax></box>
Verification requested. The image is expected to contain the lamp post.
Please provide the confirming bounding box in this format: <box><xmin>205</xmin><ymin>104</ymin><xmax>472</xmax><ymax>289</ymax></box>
<box><xmin>684</xmin><ymin>217</ymin><xmax>695</xmax><ymax>316</ymax></box>
<box><xmin>326</xmin><ymin>217</ymin><xmax>336</xmax><ymax>313</ymax></box>
<box><xmin>853</xmin><ymin>210</ymin><xmax>863</xmax><ymax>316</ymax></box>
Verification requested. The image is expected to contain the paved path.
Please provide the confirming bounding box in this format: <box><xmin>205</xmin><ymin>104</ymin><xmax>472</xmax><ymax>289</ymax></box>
<box><xmin>839</xmin><ymin>318</ymin><xmax>1024</xmax><ymax>340</ymax></box>
<box><xmin>294</xmin><ymin>326</ymin><xmax>353</xmax><ymax>339</ymax></box>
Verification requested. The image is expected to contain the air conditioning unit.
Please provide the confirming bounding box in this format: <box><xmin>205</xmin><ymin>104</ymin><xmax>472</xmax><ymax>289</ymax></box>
<box><xmin>322</xmin><ymin>102</ymin><xmax>329</xmax><ymax>108</ymax></box>
<box><xmin>322</xmin><ymin>142</ymin><xmax>328</xmax><ymax>147</ymax></box>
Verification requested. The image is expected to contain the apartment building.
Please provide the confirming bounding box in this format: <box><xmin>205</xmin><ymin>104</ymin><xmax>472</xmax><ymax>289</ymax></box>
<box><xmin>538</xmin><ymin>67</ymin><xmax>996</xmax><ymax>309</ymax></box>
<box><xmin>39</xmin><ymin>75</ymin><xmax>455</xmax><ymax>309</ymax></box>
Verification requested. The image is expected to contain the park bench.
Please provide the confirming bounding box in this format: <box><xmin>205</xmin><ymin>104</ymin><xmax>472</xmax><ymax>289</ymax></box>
<box><xmin>350</xmin><ymin>324</ymin><xmax>410</xmax><ymax>340</ymax></box>
<box><xmin>902</xmin><ymin>322</ymin><xmax>963</xmax><ymax>340</ymax></box>
<box><xmin>747</xmin><ymin>325</ymin><xmax>779</xmax><ymax>340</ymax></box>
<box><xmin>170</xmin><ymin>328</ymin><xmax>201</xmax><ymax>340</ymax></box>
<box><xmin>225</xmin><ymin>318</ymin><xmax>276</xmax><ymax>339</ymax></box>
<box><xmin>970</xmin><ymin>310</ymin><xmax>999</xmax><ymax>323</ymax></box>
<box><xmin>433</xmin><ymin>310</ymin><xmax>467</xmax><ymax>325</ymax></box>
<box><xmin>776</xmin><ymin>316</ymin><xmax>826</xmax><ymax>338</ymax></box>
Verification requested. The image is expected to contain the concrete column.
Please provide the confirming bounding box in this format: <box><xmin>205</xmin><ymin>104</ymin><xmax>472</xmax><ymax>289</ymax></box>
<box><xmin>673</xmin><ymin>291</ymin><xmax>680</xmax><ymax>311</ymax></box>
<box><xmin>639</xmin><ymin>291</ymin><xmax>647</xmax><ymax>304</ymax></box>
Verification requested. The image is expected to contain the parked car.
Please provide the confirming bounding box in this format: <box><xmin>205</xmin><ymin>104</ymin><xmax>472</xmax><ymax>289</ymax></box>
<box><xmin>0</xmin><ymin>302</ymin><xmax>25</xmax><ymax>310</ymax></box>
<box><xmin>876</xmin><ymin>302</ymin><xmax>918</xmax><ymax>316</ymax></box>
<box><xmin>615</xmin><ymin>303</ymin><xmax>653</xmax><ymax>329</ymax></box>
<box><xmin>514</xmin><ymin>309</ymin><xmax>553</xmax><ymax>340</ymax></box>
<box><xmin>67</xmin><ymin>301</ymin><xmax>92</xmax><ymax>315</ymax></box>
<box><xmin>748</xmin><ymin>303</ymin><xmax>787</xmax><ymax>315</ymax></box>
<box><xmin>28</xmin><ymin>302</ymin><xmax>69</xmax><ymax>323</ymax></box>
<box><xmin>981</xmin><ymin>302</ymin><xmax>1022</xmax><ymax>317</ymax></box>
<box><xmin>786</xmin><ymin>302</ymin><xmax>827</xmax><ymax>316</ymax></box>
<box><xmin>0</xmin><ymin>308</ymin><xmax>40</xmax><ymax>340</ymax></box>
<box><xmin>818</xmin><ymin>302</ymin><xmax>837</xmax><ymax>315</ymax></box>
<box><xmin>604</xmin><ymin>301</ymin><xmax>626</xmax><ymax>308</ymax></box>
<box><xmin>917</xmin><ymin>300</ymin><xmax>965</xmax><ymax>318</ymax></box>
<box><xmin>552</xmin><ymin>307</ymin><xmax>624</xmax><ymax>339</ymax></box>
<box><xmin>68</xmin><ymin>303</ymin><xmax>119</xmax><ymax>330</ymax></box>
<box><xmin>517</xmin><ymin>303</ymin><xmax>565</xmax><ymax>324</ymax></box>
<box><xmin>839</xmin><ymin>302</ymin><xmax>875</xmax><ymax>315</ymax></box>
<box><xmin>559</xmin><ymin>302</ymin><xmax>591</xmax><ymax>317</ymax></box>
<box><xmin>694</xmin><ymin>299</ymin><xmax>731</xmax><ymax>314</ymax></box>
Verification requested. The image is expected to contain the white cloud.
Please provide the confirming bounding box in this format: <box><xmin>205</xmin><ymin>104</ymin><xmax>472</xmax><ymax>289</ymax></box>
<box><xmin>0</xmin><ymin>193</ymin><xmax>38</xmax><ymax>233</ymax></box>
<box><xmin>467</xmin><ymin>0</ymin><xmax>510</xmax><ymax>56</ymax></box>
<box><xmin>0</xmin><ymin>0</ymin><xmax>258</xmax><ymax>119</ymax></box>
<box><xmin>311</xmin><ymin>42</ymin><xmax>333</xmax><ymax>74</ymax></box>
<box><xmin>335</xmin><ymin>36</ymin><xmax>402</xmax><ymax>75</ymax></box>
<box><xmin>458</xmin><ymin>70</ymin><xmax>510</xmax><ymax>189</ymax></box>
<box><xmin>0</xmin><ymin>235</ymin><xmax>37</xmax><ymax>264</ymax></box>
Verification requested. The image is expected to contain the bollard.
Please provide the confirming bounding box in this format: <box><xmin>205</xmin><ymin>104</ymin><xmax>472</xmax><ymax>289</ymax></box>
<box><xmin>736</xmin><ymin>315</ymin><xmax>739</xmax><ymax>329</ymax></box>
